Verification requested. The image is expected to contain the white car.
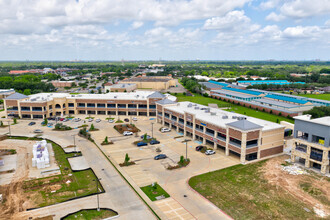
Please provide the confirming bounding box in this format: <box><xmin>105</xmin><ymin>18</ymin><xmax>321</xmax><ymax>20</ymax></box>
<box><xmin>34</xmin><ymin>129</ymin><xmax>43</xmax><ymax>134</ymax></box>
<box><xmin>95</xmin><ymin>119</ymin><xmax>101</xmax><ymax>123</ymax></box>
<box><xmin>108</xmin><ymin>119</ymin><xmax>114</xmax><ymax>123</ymax></box>
<box><xmin>161</xmin><ymin>127</ymin><xmax>171</xmax><ymax>133</ymax></box>
<box><xmin>123</xmin><ymin>131</ymin><xmax>133</xmax><ymax>136</ymax></box>
<box><xmin>132</xmin><ymin>117</ymin><xmax>138</xmax><ymax>121</ymax></box>
<box><xmin>205</xmin><ymin>150</ymin><xmax>215</xmax><ymax>155</ymax></box>
<box><xmin>88</xmin><ymin>118</ymin><xmax>93</xmax><ymax>122</ymax></box>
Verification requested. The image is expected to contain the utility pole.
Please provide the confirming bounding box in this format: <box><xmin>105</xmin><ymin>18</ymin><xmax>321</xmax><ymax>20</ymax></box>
<box><xmin>183</xmin><ymin>139</ymin><xmax>191</xmax><ymax>160</ymax></box>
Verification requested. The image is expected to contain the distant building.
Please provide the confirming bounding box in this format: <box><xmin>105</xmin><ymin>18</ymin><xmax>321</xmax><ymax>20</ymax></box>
<box><xmin>51</xmin><ymin>81</ymin><xmax>75</xmax><ymax>88</ymax></box>
<box><xmin>119</xmin><ymin>76</ymin><xmax>175</xmax><ymax>90</ymax></box>
<box><xmin>107</xmin><ymin>83</ymin><xmax>137</xmax><ymax>92</ymax></box>
<box><xmin>0</xmin><ymin>89</ymin><xmax>15</xmax><ymax>99</ymax></box>
<box><xmin>291</xmin><ymin>115</ymin><xmax>329</xmax><ymax>174</ymax></box>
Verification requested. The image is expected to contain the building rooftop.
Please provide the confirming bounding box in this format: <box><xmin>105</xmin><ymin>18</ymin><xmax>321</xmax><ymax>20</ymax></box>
<box><xmin>211</xmin><ymin>90</ymin><xmax>256</xmax><ymax>98</ymax></box>
<box><xmin>5</xmin><ymin>93</ymin><xmax>28</xmax><ymax>100</ymax></box>
<box><xmin>294</xmin><ymin>115</ymin><xmax>330</xmax><ymax>127</ymax></box>
<box><xmin>227</xmin><ymin>120</ymin><xmax>263</xmax><ymax>131</ymax></box>
<box><xmin>254</xmin><ymin>98</ymin><xmax>300</xmax><ymax>108</ymax></box>
<box><xmin>222</xmin><ymin>87</ymin><xmax>263</xmax><ymax>96</ymax></box>
<box><xmin>165</xmin><ymin>101</ymin><xmax>283</xmax><ymax>131</ymax></box>
<box><xmin>200</xmin><ymin>82</ymin><xmax>224</xmax><ymax>89</ymax></box>
<box><xmin>21</xmin><ymin>91</ymin><xmax>176</xmax><ymax>102</ymax></box>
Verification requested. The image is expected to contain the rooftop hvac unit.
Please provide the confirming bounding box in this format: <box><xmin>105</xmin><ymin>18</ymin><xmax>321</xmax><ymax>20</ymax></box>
<box><xmin>222</xmin><ymin>116</ymin><xmax>228</xmax><ymax>119</ymax></box>
<box><xmin>205</xmin><ymin>109</ymin><xmax>210</xmax><ymax>113</ymax></box>
<box><xmin>114</xmin><ymin>96</ymin><xmax>117</xmax><ymax>98</ymax></box>
<box><xmin>188</xmin><ymin>103</ymin><xmax>192</xmax><ymax>108</ymax></box>
<box><xmin>210</xmin><ymin>112</ymin><xmax>216</xmax><ymax>116</ymax></box>
<box><xmin>232</xmin><ymin>116</ymin><xmax>237</xmax><ymax>119</ymax></box>
<box><xmin>194</xmin><ymin>106</ymin><xmax>199</xmax><ymax>109</ymax></box>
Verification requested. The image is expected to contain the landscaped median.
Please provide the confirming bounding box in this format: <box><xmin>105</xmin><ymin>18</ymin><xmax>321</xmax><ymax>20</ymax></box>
<box><xmin>61</xmin><ymin>208</ymin><xmax>118</xmax><ymax>220</ymax></box>
<box><xmin>5</xmin><ymin>136</ymin><xmax>104</xmax><ymax>209</ymax></box>
<box><xmin>140</xmin><ymin>183</ymin><xmax>170</xmax><ymax>201</ymax></box>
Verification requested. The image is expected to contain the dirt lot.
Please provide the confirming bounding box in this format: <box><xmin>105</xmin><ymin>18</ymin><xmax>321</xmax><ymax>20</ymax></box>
<box><xmin>262</xmin><ymin>155</ymin><xmax>330</xmax><ymax>217</ymax></box>
<box><xmin>189</xmin><ymin>155</ymin><xmax>330</xmax><ymax>219</ymax></box>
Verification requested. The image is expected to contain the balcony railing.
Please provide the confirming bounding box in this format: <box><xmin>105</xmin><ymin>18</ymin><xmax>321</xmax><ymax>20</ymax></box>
<box><xmin>247</xmin><ymin>143</ymin><xmax>258</xmax><ymax>148</ymax></box>
<box><xmin>186</xmin><ymin>124</ymin><xmax>193</xmax><ymax>128</ymax></box>
<box><xmin>164</xmin><ymin>115</ymin><xmax>170</xmax><ymax>119</ymax></box>
<box><xmin>217</xmin><ymin>136</ymin><xmax>226</xmax><ymax>141</ymax></box>
<box><xmin>295</xmin><ymin>145</ymin><xmax>307</xmax><ymax>153</ymax></box>
<box><xmin>229</xmin><ymin>141</ymin><xmax>241</xmax><ymax>148</ymax></box>
<box><xmin>178</xmin><ymin>121</ymin><xmax>184</xmax><ymax>125</ymax></box>
<box><xmin>196</xmin><ymin>128</ymin><xmax>203</xmax><ymax>133</ymax></box>
<box><xmin>310</xmin><ymin>154</ymin><xmax>323</xmax><ymax>162</ymax></box>
<box><xmin>205</xmin><ymin>132</ymin><xmax>214</xmax><ymax>137</ymax></box>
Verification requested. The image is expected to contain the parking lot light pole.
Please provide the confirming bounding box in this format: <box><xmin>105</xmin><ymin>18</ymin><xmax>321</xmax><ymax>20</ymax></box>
<box><xmin>183</xmin><ymin>139</ymin><xmax>191</xmax><ymax>160</ymax></box>
<box><xmin>72</xmin><ymin>134</ymin><xmax>76</xmax><ymax>152</ymax></box>
<box><xmin>93</xmin><ymin>178</ymin><xmax>102</xmax><ymax>211</ymax></box>
<box><xmin>8</xmin><ymin>121</ymin><xmax>11</xmax><ymax>136</ymax></box>
<box><xmin>151</xmin><ymin>122</ymin><xmax>154</xmax><ymax>139</ymax></box>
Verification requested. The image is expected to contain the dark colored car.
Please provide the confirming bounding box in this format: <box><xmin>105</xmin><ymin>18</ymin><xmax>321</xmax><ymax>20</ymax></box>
<box><xmin>124</xmin><ymin>118</ymin><xmax>129</xmax><ymax>122</ymax></box>
<box><xmin>195</xmin><ymin>145</ymin><xmax>205</xmax><ymax>151</ymax></box>
<box><xmin>28</xmin><ymin>122</ymin><xmax>36</xmax><ymax>126</ymax></box>
<box><xmin>137</xmin><ymin>142</ymin><xmax>148</xmax><ymax>147</ymax></box>
<box><xmin>41</xmin><ymin>121</ymin><xmax>46</xmax><ymax>125</ymax></box>
<box><xmin>154</xmin><ymin>154</ymin><xmax>167</xmax><ymax>160</ymax></box>
<box><xmin>150</xmin><ymin>140</ymin><xmax>160</xmax><ymax>145</ymax></box>
<box><xmin>47</xmin><ymin>117</ymin><xmax>55</xmax><ymax>120</ymax></box>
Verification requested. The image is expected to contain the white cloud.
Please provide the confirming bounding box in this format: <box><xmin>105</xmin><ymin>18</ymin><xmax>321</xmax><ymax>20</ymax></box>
<box><xmin>266</xmin><ymin>12</ymin><xmax>285</xmax><ymax>21</ymax></box>
<box><xmin>259</xmin><ymin>0</ymin><xmax>282</xmax><ymax>10</ymax></box>
<box><xmin>203</xmin><ymin>10</ymin><xmax>260</xmax><ymax>33</ymax></box>
<box><xmin>131</xmin><ymin>21</ymin><xmax>144</xmax><ymax>29</ymax></box>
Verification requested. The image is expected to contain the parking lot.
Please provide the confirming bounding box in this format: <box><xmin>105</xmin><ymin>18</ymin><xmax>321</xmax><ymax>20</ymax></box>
<box><xmin>2</xmin><ymin>116</ymin><xmax>239</xmax><ymax>219</ymax></box>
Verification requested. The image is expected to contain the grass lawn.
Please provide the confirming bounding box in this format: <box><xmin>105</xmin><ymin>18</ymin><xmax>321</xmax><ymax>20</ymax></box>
<box><xmin>297</xmin><ymin>93</ymin><xmax>330</xmax><ymax>101</ymax></box>
<box><xmin>9</xmin><ymin>136</ymin><xmax>102</xmax><ymax>208</ymax></box>
<box><xmin>189</xmin><ymin>161</ymin><xmax>321</xmax><ymax>219</ymax></box>
<box><xmin>63</xmin><ymin>209</ymin><xmax>117</xmax><ymax>220</ymax></box>
<box><xmin>140</xmin><ymin>183</ymin><xmax>170</xmax><ymax>201</ymax></box>
<box><xmin>175</xmin><ymin>93</ymin><xmax>294</xmax><ymax>123</ymax></box>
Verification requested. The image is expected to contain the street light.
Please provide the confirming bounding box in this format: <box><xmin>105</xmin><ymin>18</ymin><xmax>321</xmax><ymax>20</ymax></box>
<box><xmin>7</xmin><ymin>121</ymin><xmax>11</xmax><ymax>136</ymax></box>
<box><xmin>72</xmin><ymin>134</ymin><xmax>76</xmax><ymax>152</ymax></box>
<box><xmin>183</xmin><ymin>139</ymin><xmax>191</xmax><ymax>160</ymax></box>
<box><xmin>93</xmin><ymin>178</ymin><xmax>102</xmax><ymax>211</ymax></box>
<box><xmin>151</xmin><ymin>122</ymin><xmax>154</xmax><ymax>139</ymax></box>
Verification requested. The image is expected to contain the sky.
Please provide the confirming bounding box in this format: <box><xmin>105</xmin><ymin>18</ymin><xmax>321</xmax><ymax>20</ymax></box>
<box><xmin>0</xmin><ymin>0</ymin><xmax>330</xmax><ymax>61</ymax></box>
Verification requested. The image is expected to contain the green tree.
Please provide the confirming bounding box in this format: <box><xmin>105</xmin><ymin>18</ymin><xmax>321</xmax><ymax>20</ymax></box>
<box><xmin>44</xmin><ymin>118</ymin><xmax>48</xmax><ymax>125</ymax></box>
<box><xmin>0</xmin><ymin>121</ymin><xmax>3</xmax><ymax>127</ymax></box>
<box><xmin>104</xmin><ymin>136</ymin><xmax>108</xmax><ymax>144</ymax></box>
<box><xmin>13</xmin><ymin>118</ymin><xmax>17</xmax><ymax>124</ymax></box>
<box><xmin>124</xmin><ymin>153</ymin><xmax>130</xmax><ymax>165</ymax></box>
<box><xmin>23</xmin><ymin>89</ymin><xmax>31</xmax><ymax>95</ymax></box>
<box><xmin>90</xmin><ymin>123</ymin><xmax>95</xmax><ymax>131</ymax></box>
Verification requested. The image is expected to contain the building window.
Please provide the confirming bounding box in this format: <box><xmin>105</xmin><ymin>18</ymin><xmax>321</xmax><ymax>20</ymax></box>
<box><xmin>78</xmin><ymin>103</ymin><xmax>85</xmax><ymax>107</ymax></box>
<box><xmin>87</xmin><ymin>103</ymin><xmax>95</xmax><ymax>108</ymax></box>
<box><xmin>107</xmin><ymin>104</ymin><xmax>116</xmax><ymax>108</ymax></box>
<box><xmin>97</xmin><ymin>104</ymin><xmax>106</xmax><ymax>108</ymax></box>
<box><xmin>68</xmin><ymin>103</ymin><xmax>74</xmax><ymax>107</ymax></box>
<box><xmin>55</xmin><ymin>104</ymin><xmax>61</xmax><ymax>109</ymax></box>
<box><xmin>149</xmin><ymin>105</ymin><xmax>156</xmax><ymax>109</ymax></box>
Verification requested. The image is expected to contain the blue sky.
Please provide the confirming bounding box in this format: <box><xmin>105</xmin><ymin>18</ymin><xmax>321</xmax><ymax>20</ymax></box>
<box><xmin>0</xmin><ymin>0</ymin><xmax>329</xmax><ymax>61</ymax></box>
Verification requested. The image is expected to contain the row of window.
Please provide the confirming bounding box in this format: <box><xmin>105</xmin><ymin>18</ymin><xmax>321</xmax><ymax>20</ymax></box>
<box><xmin>77</xmin><ymin>103</ymin><xmax>156</xmax><ymax>108</ymax></box>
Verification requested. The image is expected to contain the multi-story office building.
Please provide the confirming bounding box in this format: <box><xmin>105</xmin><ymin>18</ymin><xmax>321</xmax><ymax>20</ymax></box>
<box><xmin>156</xmin><ymin>101</ymin><xmax>285</xmax><ymax>163</ymax></box>
<box><xmin>4</xmin><ymin>91</ymin><xmax>175</xmax><ymax>119</ymax></box>
<box><xmin>291</xmin><ymin>115</ymin><xmax>330</xmax><ymax>174</ymax></box>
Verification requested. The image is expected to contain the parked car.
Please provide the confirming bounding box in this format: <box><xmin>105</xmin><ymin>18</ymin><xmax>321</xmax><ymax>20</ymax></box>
<box><xmin>150</xmin><ymin>140</ymin><xmax>160</xmax><ymax>145</ymax></box>
<box><xmin>140</xmin><ymin>135</ymin><xmax>152</xmax><ymax>139</ymax></box>
<box><xmin>161</xmin><ymin>127</ymin><xmax>171</xmax><ymax>133</ymax></box>
<box><xmin>154</xmin><ymin>154</ymin><xmax>167</xmax><ymax>160</ymax></box>
<box><xmin>73</xmin><ymin>118</ymin><xmax>81</xmax><ymax>122</ymax></box>
<box><xmin>63</xmin><ymin>118</ymin><xmax>69</xmax><ymax>122</ymax></box>
<box><xmin>47</xmin><ymin>123</ymin><xmax>53</xmax><ymax>127</ymax></box>
<box><xmin>205</xmin><ymin>150</ymin><xmax>216</xmax><ymax>155</ymax></box>
<box><xmin>59</xmin><ymin>118</ymin><xmax>65</xmax><ymax>121</ymax></box>
<box><xmin>108</xmin><ymin>119</ymin><xmax>114</xmax><ymax>123</ymax></box>
<box><xmin>124</xmin><ymin>118</ymin><xmax>129</xmax><ymax>122</ymax></box>
<box><xmin>95</xmin><ymin>119</ymin><xmax>101</xmax><ymax>123</ymax></box>
<box><xmin>28</xmin><ymin>122</ymin><xmax>36</xmax><ymax>126</ymax></box>
<box><xmin>123</xmin><ymin>131</ymin><xmax>133</xmax><ymax>136</ymax></box>
<box><xmin>47</xmin><ymin>117</ymin><xmax>55</xmax><ymax>121</ymax></box>
<box><xmin>137</xmin><ymin>142</ymin><xmax>148</xmax><ymax>147</ymax></box>
<box><xmin>41</xmin><ymin>121</ymin><xmax>46</xmax><ymax>125</ymax></box>
<box><xmin>34</xmin><ymin>129</ymin><xmax>43</xmax><ymax>133</ymax></box>
<box><xmin>88</xmin><ymin>118</ymin><xmax>93</xmax><ymax>122</ymax></box>
<box><xmin>132</xmin><ymin>117</ymin><xmax>138</xmax><ymax>121</ymax></box>
<box><xmin>195</xmin><ymin>145</ymin><xmax>205</xmax><ymax>151</ymax></box>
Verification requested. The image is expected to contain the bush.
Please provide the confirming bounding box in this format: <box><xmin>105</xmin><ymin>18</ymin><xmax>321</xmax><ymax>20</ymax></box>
<box><xmin>79</xmin><ymin>128</ymin><xmax>92</xmax><ymax>140</ymax></box>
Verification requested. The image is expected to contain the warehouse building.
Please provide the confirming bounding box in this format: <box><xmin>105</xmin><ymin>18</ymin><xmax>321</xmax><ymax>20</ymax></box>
<box><xmin>291</xmin><ymin>115</ymin><xmax>330</xmax><ymax>174</ymax></box>
<box><xmin>156</xmin><ymin>101</ymin><xmax>285</xmax><ymax>163</ymax></box>
<box><xmin>4</xmin><ymin>91</ymin><xmax>176</xmax><ymax>118</ymax></box>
